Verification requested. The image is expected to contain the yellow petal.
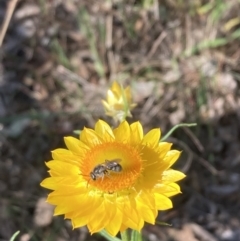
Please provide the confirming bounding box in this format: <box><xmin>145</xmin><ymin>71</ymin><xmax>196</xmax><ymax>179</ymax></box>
<box><xmin>159</xmin><ymin>142</ymin><xmax>172</xmax><ymax>159</ymax></box>
<box><xmin>122</xmin><ymin>202</ymin><xmax>140</xmax><ymax>230</ymax></box>
<box><xmin>136</xmin><ymin>202</ymin><xmax>156</xmax><ymax>224</ymax></box>
<box><xmin>162</xmin><ymin>150</ymin><xmax>181</xmax><ymax>169</ymax></box>
<box><xmin>65</xmin><ymin>195</ymin><xmax>100</xmax><ymax>218</ymax></box>
<box><xmin>80</xmin><ymin>128</ymin><xmax>103</xmax><ymax>147</ymax></box>
<box><xmin>87</xmin><ymin>202</ymin><xmax>108</xmax><ymax>234</ymax></box>
<box><xmin>51</xmin><ymin>148</ymin><xmax>86</xmax><ymax>169</ymax></box>
<box><xmin>45</xmin><ymin>161</ymin><xmax>79</xmax><ymax>175</ymax></box>
<box><xmin>40</xmin><ymin>176</ymin><xmax>81</xmax><ymax>190</ymax></box>
<box><xmin>111</xmin><ymin>81</ymin><xmax>121</xmax><ymax>98</ymax></box>
<box><xmin>48</xmin><ymin>193</ymin><xmax>87</xmax><ymax>208</ymax></box>
<box><xmin>130</xmin><ymin>122</ymin><xmax>143</xmax><ymax>144</ymax></box>
<box><xmin>142</xmin><ymin>129</ymin><xmax>161</xmax><ymax>147</ymax></box>
<box><xmin>103</xmin><ymin>197</ymin><xmax>117</xmax><ymax>224</ymax></box>
<box><xmin>53</xmin><ymin>195</ymin><xmax>88</xmax><ymax>214</ymax></box>
<box><xmin>48</xmin><ymin>185</ymin><xmax>86</xmax><ymax>197</ymax></box>
<box><xmin>64</xmin><ymin>137</ymin><xmax>84</xmax><ymax>154</ymax></box>
<box><xmin>137</xmin><ymin>218</ymin><xmax>145</xmax><ymax>231</ymax></box>
<box><xmin>113</xmin><ymin>121</ymin><xmax>130</xmax><ymax>142</ymax></box>
<box><xmin>104</xmin><ymin>207</ymin><xmax>123</xmax><ymax>236</ymax></box>
<box><xmin>159</xmin><ymin>142</ymin><xmax>172</xmax><ymax>150</ymax></box>
<box><xmin>162</xmin><ymin>169</ymin><xmax>186</xmax><ymax>183</ymax></box>
<box><xmin>51</xmin><ymin>148</ymin><xmax>74</xmax><ymax>161</ymax></box>
<box><xmin>101</xmin><ymin>100</ymin><xmax>111</xmax><ymax>110</ymax></box>
<box><xmin>154</xmin><ymin>194</ymin><xmax>172</xmax><ymax>210</ymax></box>
<box><xmin>137</xmin><ymin>191</ymin><xmax>156</xmax><ymax>210</ymax></box>
<box><xmin>71</xmin><ymin>215</ymin><xmax>89</xmax><ymax>228</ymax></box>
<box><xmin>153</xmin><ymin>183</ymin><xmax>181</xmax><ymax>197</ymax></box>
<box><xmin>95</xmin><ymin>120</ymin><xmax>115</xmax><ymax>142</ymax></box>
<box><xmin>107</xmin><ymin>89</ymin><xmax>118</xmax><ymax>103</ymax></box>
<box><xmin>163</xmin><ymin>183</ymin><xmax>182</xmax><ymax>197</ymax></box>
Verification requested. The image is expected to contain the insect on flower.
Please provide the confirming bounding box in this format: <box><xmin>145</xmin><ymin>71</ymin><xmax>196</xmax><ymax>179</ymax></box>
<box><xmin>90</xmin><ymin>159</ymin><xmax>122</xmax><ymax>181</ymax></box>
<box><xmin>41</xmin><ymin>120</ymin><xmax>185</xmax><ymax>236</ymax></box>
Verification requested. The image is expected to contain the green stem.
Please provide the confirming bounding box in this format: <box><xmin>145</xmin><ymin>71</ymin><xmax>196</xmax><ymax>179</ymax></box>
<box><xmin>99</xmin><ymin>230</ymin><xmax>121</xmax><ymax>241</ymax></box>
<box><xmin>10</xmin><ymin>231</ymin><xmax>20</xmax><ymax>241</ymax></box>
<box><xmin>160</xmin><ymin>123</ymin><xmax>197</xmax><ymax>142</ymax></box>
<box><xmin>120</xmin><ymin>230</ymin><xmax>130</xmax><ymax>241</ymax></box>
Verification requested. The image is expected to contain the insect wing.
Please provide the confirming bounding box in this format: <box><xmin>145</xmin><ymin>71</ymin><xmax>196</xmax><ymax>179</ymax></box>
<box><xmin>105</xmin><ymin>158</ymin><xmax>121</xmax><ymax>166</ymax></box>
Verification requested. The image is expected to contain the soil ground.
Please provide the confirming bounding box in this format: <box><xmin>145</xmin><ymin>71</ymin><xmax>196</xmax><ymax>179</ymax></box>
<box><xmin>1</xmin><ymin>1</ymin><xmax>240</xmax><ymax>241</ymax></box>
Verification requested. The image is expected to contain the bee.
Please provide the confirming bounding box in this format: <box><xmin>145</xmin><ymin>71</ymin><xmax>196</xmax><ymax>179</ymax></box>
<box><xmin>90</xmin><ymin>159</ymin><xmax>122</xmax><ymax>181</ymax></box>
<box><xmin>105</xmin><ymin>159</ymin><xmax>122</xmax><ymax>172</ymax></box>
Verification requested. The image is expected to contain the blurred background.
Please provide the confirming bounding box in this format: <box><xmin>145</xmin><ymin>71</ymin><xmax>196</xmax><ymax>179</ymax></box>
<box><xmin>1</xmin><ymin>0</ymin><xmax>240</xmax><ymax>240</ymax></box>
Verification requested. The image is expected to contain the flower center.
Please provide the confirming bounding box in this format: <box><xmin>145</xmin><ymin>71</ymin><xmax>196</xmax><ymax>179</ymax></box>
<box><xmin>80</xmin><ymin>142</ymin><xmax>142</xmax><ymax>193</ymax></box>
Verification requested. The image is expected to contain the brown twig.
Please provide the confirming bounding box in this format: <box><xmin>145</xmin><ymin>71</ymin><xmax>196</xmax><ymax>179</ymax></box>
<box><xmin>0</xmin><ymin>0</ymin><xmax>19</xmax><ymax>47</ymax></box>
<box><xmin>53</xmin><ymin>65</ymin><xmax>88</xmax><ymax>87</ymax></box>
<box><xmin>147</xmin><ymin>31</ymin><xmax>167</xmax><ymax>59</ymax></box>
<box><xmin>182</xmin><ymin>126</ymin><xmax>204</xmax><ymax>153</ymax></box>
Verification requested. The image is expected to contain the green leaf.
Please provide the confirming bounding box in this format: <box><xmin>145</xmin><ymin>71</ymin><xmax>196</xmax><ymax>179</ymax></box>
<box><xmin>231</xmin><ymin>29</ymin><xmax>240</xmax><ymax>40</ymax></box>
<box><xmin>10</xmin><ymin>231</ymin><xmax>20</xmax><ymax>241</ymax></box>
<box><xmin>73</xmin><ymin>130</ymin><xmax>81</xmax><ymax>135</ymax></box>
<box><xmin>197</xmin><ymin>2</ymin><xmax>214</xmax><ymax>15</ymax></box>
<box><xmin>198</xmin><ymin>38</ymin><xmax>228</xmax><ymax>49</ymax></box>
<box><xmin>184</xmin><ymin>38</ymin><xmax>228</xmax><ymax>56</ymax></box>
<box><xmin>99</xmin><ymin>230</ymin><xmax>121</xmax><ymax>241</ymax></box>
<box><xmin>156</xmin><ymin>220</ymin><xmax>172</xmax><ymax>226</ymax></box>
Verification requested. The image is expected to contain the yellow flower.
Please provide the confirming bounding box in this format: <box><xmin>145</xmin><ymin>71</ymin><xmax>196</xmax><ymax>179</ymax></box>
<box><xmin>102</xmin><ymin>81</ymin><xmax>136</xmax><ymax>122</ymax></box>
<box><xmin>40</xmin><ymin>120</ymin><xmax>185</xmax><ymax>236</ymax></box>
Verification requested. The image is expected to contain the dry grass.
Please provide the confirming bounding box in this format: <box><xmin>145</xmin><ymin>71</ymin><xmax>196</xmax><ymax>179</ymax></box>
<box><xmin>0</xmin><ymin>0</ymin><xmax>240</xmax><ymax>240</ymax></box>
